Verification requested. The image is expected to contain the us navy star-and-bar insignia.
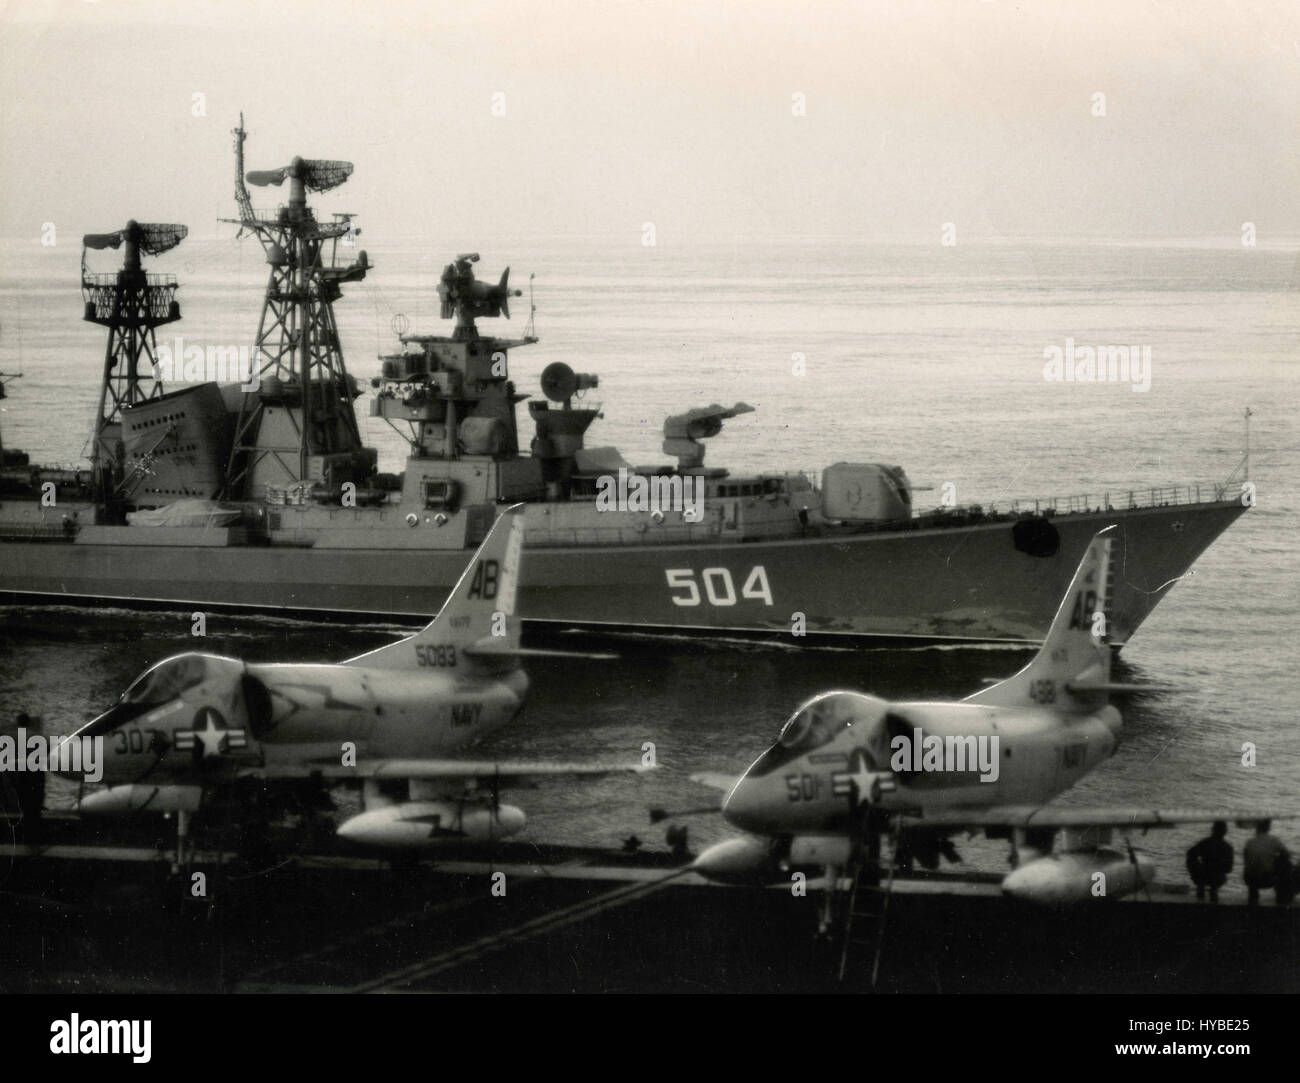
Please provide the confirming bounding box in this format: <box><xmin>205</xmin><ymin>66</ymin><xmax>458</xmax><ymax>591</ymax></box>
<box><xmin>173</xmin><ymin>707</ymin><xmax>247</xmax><ymax>760</ymax></box>
<box><xmin>831</xmin><ymin>748</ymin><xmax>897</xmax><ymax>807</ymax></box>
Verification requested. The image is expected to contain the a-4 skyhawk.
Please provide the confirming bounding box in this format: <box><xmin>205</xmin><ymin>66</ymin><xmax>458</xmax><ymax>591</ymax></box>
<box><xmin>692</xmin><ymin>527</ymin><xmax>1291</xmax><ymax>911</ymax></box>
<box><xmin>60</xmin><ymin>505</ymin><xmax>649</xmax><ymax>861</ymax></box>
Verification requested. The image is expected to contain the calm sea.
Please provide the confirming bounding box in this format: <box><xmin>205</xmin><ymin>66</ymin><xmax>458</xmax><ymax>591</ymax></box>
<box><xmin>0</xmin><ymin>232</ymin><xmax>1296</xmax><ymax>890</ymax></box>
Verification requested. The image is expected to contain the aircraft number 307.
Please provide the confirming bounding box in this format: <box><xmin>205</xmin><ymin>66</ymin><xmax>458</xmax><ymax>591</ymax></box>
<box><xmin>114</xmin><ymin>728</ymin><xmax>164</xmax><ymax>754</ymax></box>
<box><xmin>665</xmin><ymin>566</ymin><xmax>773</xmax><ymax>607</ymax></box>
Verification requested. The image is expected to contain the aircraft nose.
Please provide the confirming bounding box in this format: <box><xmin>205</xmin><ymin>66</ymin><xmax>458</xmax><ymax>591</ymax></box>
<box><xmin>721</xmin><ymin>774</ymin><xmax>766</xmax><ymax>833</ymax></box>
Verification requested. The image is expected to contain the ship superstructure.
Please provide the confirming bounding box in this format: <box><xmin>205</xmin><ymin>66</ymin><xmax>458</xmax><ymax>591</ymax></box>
<box><xmin>0</xmin><ymin>119</ymin><xmax>1250</xmax><ymax>645</ymax></box>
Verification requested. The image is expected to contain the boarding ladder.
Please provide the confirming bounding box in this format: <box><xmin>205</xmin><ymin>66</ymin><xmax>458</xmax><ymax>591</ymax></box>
<box><xmin>836</xmin><ymin>815</ymin><xmax>900</xmax><ymax>987</ymax></box>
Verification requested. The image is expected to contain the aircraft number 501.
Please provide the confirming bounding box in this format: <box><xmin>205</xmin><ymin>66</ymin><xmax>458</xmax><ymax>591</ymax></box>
<box><xmin>415</xmin><ymin>644</ymin><xmax>457</xmax><ymax>668</ymax></box>
<box><xmin>666</xmin><ymin>566</ymin><xmax>773</xmax><ymax>607</ymax></box>
<box><xmin>785</xmin><ymin>773</ymin><xmax>821</xmax><ymax>801</ymax></box>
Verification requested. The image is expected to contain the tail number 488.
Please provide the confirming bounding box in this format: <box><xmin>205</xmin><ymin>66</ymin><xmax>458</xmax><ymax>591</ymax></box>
<box><xmin>665</xmin><ymin>566</ymin><xmax>773</xmax><ymax>607</ymax></box>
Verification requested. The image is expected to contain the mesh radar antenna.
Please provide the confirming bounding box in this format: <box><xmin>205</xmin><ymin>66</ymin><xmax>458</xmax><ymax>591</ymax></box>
<box><xmin>221</xmin><ymin>115</ymin><xmax>371</xmax><ymax>499</ymax></box>
<box><xmin>437</xmin><ymin>253</ymin><xmax>522</xmax><ymax>339</ymax></box>
<box><xmin>80</xmin><ymin>220</ymin><xmax>186</xmax><ymax>474</ymax></box>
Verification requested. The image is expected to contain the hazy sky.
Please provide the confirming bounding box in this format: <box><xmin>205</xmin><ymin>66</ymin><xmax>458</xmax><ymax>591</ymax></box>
<box><xmin>1</xmin><ymin>0</ymin><xmax>1297</xmax><ymax>243</ymax></box>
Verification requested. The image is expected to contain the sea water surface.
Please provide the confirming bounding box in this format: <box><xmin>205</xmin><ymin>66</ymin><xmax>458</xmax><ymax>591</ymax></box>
<box><xmin>0</xmin><ymin>232</ymin><xmax>1296</xmax><ymax>891</ymax></box>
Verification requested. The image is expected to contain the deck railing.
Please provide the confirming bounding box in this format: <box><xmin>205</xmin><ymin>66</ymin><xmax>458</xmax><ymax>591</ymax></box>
<box><xmin>523</xmin><ymin>477</ymin><xmax>1238</xmax><ymax>548</ymax></box>
<box><xmin>82</xmin><ymin>272</ymin><xmax>178</xmax><ymax>289</ymax></box>
<box><xmin>956</xmin><ymin>481</ymin><xmax>1234</xmax><ymax>520</ymax></box>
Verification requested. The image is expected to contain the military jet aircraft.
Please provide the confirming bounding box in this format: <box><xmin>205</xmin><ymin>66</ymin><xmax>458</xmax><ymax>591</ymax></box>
<box><xmin>692</xmin><ymin>527</ymin><xmax>1289</xmax><ymax>910</ymax></box>
<box><xmin>61</xmin><ymin>505</ymin><xmax>647</xmax><ymax>862</ymax></box>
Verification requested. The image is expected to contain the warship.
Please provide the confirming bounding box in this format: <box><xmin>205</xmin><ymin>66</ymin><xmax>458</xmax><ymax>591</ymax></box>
<box><xmin>0</xmin><ymin>120</ymin><xmax>1248</xmax><ymax>645</ymax></box>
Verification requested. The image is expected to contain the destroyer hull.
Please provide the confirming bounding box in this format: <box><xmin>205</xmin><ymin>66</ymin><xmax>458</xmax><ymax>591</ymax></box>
<box><xmin>0</xmin><ymin>499</ymin><xmax>1245</xmax><ymax>644</ymax></box>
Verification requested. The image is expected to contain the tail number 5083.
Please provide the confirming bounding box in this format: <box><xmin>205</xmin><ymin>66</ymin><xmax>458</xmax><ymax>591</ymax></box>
<box><xmin>665</xmin><ymin>566</ymin><xmax>773</xmax><ymax>607</ymax></box>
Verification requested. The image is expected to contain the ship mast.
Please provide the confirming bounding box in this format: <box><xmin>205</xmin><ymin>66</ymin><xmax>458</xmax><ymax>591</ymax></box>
<box><xmin>80</xmin><ymin>220</ymin><xmax>186</xmax><ymax>487</ymax></box>
<box><xmin>221</xmin><ymin>116</ymin><xmax>370</xmax><ymax>500</ymax></box>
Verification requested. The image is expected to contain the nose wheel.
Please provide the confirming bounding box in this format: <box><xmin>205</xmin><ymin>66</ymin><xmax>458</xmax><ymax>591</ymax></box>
<box><xmin>173</xmin><ymin>808</ymin><xmax>191</xmax><ymax>873</ymax></box>
<box><xmin>817</xmin><ymin>863</ymin><xmax>844</xmax><ymax>936</ymax></box>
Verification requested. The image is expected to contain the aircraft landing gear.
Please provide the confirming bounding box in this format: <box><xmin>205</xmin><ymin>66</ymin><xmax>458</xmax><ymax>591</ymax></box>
<box><xmin>170</xmin><ymin>808</ymin><xmax>192</xmax><ymax>877</ymax></box>
<box><xmin>818</xmin><ymin>863</ymin><xmax>842</xmax><ymax>937</ymax></box>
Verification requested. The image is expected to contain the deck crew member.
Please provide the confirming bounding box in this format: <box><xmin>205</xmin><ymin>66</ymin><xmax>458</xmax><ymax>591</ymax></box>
<box><xmin>1185</xmin><ymin>821</ymin><xmax>1233</xmax><ymax>903</ymax></box>
<box><xmin>1</xmin><ymin>712</ymin><xmax>45</xmax><ymax>843</ymax></box>
<box><xmin>1243</xmin><ymin>821</ymin><xmax>1291</xmax><ymax>907</ymax></box>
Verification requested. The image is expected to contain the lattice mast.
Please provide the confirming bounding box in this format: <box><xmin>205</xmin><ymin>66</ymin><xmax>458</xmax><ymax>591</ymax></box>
<box><xmin>80</xmin><ymin>220</ymin><xmax>186</xmax><ymax>474</ymax></box>
<box><xmin>222</xmin><ymin>116</ymin><xmax>370</xmax><ymax>499</ymax></box>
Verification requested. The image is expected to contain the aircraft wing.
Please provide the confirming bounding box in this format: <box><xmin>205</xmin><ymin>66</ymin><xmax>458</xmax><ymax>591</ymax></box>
<box><xmin>899</xmin><ymin>806</ymin><xmax>1297</xmax><ymax>831</ymax></box>
<box><xmin>243</xmin><ymin>759</ymin><xmax>654</xmax><ymax>787</ymax></box>
<box><xmin>689</xmin><ymin>772</ymin><xmax>739</xmax><ymax>793</ymax></box>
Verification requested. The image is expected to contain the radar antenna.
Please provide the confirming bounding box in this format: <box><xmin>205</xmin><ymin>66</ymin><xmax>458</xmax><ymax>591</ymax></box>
<box><xmin>81</xmin><ymin>219</ymin><xmax>186</xmax><ymax>476</ymax></box>
<box><xmin>219</xmin><ymin>116</ymin><xmax>371</xmax><ymax>499</ymax></box>
<box><xmin>437</xmin><ymin>254</ymin><xmax>522</xmax><ymax>339</ymax></box>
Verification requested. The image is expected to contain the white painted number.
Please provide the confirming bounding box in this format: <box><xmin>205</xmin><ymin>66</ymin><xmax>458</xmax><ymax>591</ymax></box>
<box><xmin>666</xmin><ymin>568</ymin><xmax>700</xmax><ymax>607</ymax></box>
<box><xmin>665</xmin><ymin>566</ymin><xmax>773</xmax><ymax>607</ymax></box>
<box><xmin>702</xmin><ymin>568</ymin><xmax>736</xmax><ymax>606</ymax></box>
<box><xmin>741</xmin><ymin>565</ymin><xmax>774</xmax><ymax>605</ymax></box>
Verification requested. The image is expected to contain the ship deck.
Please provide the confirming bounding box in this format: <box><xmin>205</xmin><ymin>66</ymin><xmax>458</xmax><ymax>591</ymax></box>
<box><xmin>3</xmin><ymin>814</ymin><xmax>1294</xmax><ymax>994</ymax></box>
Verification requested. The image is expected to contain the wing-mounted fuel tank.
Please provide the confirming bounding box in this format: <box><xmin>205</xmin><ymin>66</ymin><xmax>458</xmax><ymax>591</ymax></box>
<box><xmin>337</xmin><ymin>799</ymin><xmax>527</xmax><ymax>848</ymax></box>
<box><xmin>1002</xmin><ymin>846</ymin><xmax>1156</xmax><ymax>904</ymax></box>
<box><xmin>693</xmin><ymin>834</ymin><xmax>855</xmax><ymax>884</ymax></box>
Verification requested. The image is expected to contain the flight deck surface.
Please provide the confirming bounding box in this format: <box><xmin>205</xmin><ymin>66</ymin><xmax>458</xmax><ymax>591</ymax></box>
<box><xmin>3</xmin><ymin>818</ymin><xmax>1294</xmax><ymax>995</ymax></box>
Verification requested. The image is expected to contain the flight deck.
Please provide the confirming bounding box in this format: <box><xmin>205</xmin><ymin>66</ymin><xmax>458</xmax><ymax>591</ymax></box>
<box><xmin>3</xmin><ymin>813</ymin><xmax>1295</xmax><ymax>994</ymax></box>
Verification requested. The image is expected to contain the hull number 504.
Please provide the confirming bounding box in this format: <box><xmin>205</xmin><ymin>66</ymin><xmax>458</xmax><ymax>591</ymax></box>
<box><xmin>666</xmin><ymin>566</ymin><xmax>773</xmax><ymax>607</ymax></box>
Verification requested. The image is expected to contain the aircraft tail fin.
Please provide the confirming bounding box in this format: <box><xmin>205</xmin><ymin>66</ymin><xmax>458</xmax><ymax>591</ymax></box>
<box><xmin>344</xmin><ymin>505</ymin><xmax>525</xmax><ymax>673</ymax></box>
<box><xmin>965</xmin><ymin>527</ymin><xmax>1119</xmax><ymax>712</ymax></box>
